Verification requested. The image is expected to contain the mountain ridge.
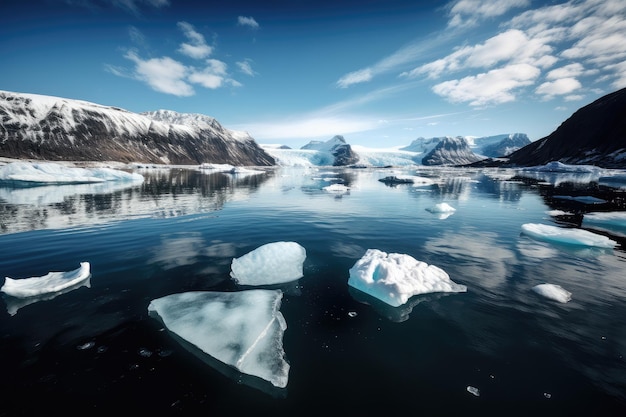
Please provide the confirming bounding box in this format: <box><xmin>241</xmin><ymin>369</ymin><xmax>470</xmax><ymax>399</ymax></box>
<box><xmin>0</xmin><ymin>90</ymin><xmax>275</xmax><ymax>166</ymax></box>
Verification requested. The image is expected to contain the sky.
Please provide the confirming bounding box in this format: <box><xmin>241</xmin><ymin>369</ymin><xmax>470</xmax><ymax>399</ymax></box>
<box><xmin>1</xmin><ymin>0</ymin><xmax>625</xmax><ymax>148</ymax></box>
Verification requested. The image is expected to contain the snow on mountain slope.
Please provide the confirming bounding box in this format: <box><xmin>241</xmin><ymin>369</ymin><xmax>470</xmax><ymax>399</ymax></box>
<box><xmin>0</xmin><ymin>90</ymin><xmax>274</xmax><ymax>166</ymax></box>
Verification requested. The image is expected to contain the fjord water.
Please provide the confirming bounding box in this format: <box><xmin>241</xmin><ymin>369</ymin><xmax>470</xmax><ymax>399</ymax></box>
<box><xmin>1</xmin><ymin>166</ymin><xmax>625</xmax><ymax>415</ymax></box>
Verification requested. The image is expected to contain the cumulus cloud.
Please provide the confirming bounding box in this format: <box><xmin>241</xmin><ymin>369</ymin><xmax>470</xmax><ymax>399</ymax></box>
<box><xmin>447</xmin><ymin>0</ymin><xmax>530</xmax><ymax>27</ymax></box>
<box><xmin>177</xmin><ymin>21</ymin><xmax>213</xmax><ymax>59</ymax></box>
<box><xmin>111</xmin><ymin>21</ymin><xmax>245</xmax><ymax>95</ymax></box>
<box><xmin>535</xmin><ymin>77</ymin><xmax>582</xmax><ymax>99</ymax></box>
<box><xmin>124</xmin><ymin>50</ymin><xmax>194</xmax><ymax>96</ymax></box>
<box><xmin>405</xmin><ymin>29</ymin><xmax>555</xmax><ymax>79</ymax></box>
<box><xmin>237</xmin><ymin>16</ymin><xmax>259</xmax><ymax>29</ymax></box>
<box><xmin>432</xmin><ymin>63</ymin><xmax>540</xmax><ymax>106</ymax></box>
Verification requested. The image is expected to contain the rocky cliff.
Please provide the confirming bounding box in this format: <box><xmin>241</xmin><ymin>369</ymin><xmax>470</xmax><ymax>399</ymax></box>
<box><xmin>0</xmin><ymin>90</ymin><xmax>275</xmax><ymax>166</ymax></box>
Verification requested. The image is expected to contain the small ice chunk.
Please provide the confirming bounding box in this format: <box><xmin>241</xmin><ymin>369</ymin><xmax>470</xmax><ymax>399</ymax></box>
<box><xmin>323</xmin><ymin>183</ymin><xmax>350</xmax><ymax>193</ymax></box>
<box><xmin>521</xmin><ymin>223</ymin><xmax>617</xmax><ymax>248</ymax></box>
<box><xmin>532</xmin><ymin>283</ymin><xmax>572</xmax><ymax>303</ymax></box>
<box><xmin>148</xmin><ymin>290</ymin><xmax>289</xmax><ymax>388</ymax></box>
<box><xmin>230</xmin><ymin>242</ymin><xmax>306</xmax><ymax>286</ymax></box>
<box><xmin>1</xmin><ymin>262</ymin><xmax>91</xmax><ymax>298</ymax></box>
<box><xmin>347</xmin><ymin>249</ymin><xmax>467</xmax><ymax>307</ymax></box>
<box><xmin>426</xmin><ymin>203</ymin><xmax>456</xmax><ymax>213</ymax></box>
<box><xmin>466</xmin><ymin>386</ymin><xmax>480</xmax><ymax>396</ymax></box>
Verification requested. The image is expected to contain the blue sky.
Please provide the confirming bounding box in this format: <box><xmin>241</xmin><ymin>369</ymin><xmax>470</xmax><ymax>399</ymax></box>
<box><xmin>2</xmin><ymin>0</ymin><xmax>625</xmax><ymax>148</ymax></box>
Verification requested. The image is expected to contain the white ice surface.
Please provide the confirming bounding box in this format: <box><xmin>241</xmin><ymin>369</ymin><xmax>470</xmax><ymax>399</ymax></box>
<box><xmin>230</xmin><ymin>241</ymin><xmax>306</xmax><ymax>286</ymax></box>
<box><xmin>347</xmin><ymin>249</ymin><xmax>467</xmax><ymax>307</ymax></box>
<box><xmin>148</xmin><ymin>289</ymin><xmax>289</xmax><ymax>388</ymax></box>
<box><xmin>323</xmin><ymin>183</ymin><xmax>350</xmax><ymax>193</ymax></box>
<box><xmin>521</xmin><ymin>223</ymin><xmax>617</xmax><ymax>248</ymax></box>
<box><xmin>426</xmin><ymin>203</ymin><xmax>457</xmax><ymax>213</ymax></box>
<box><xmin>582</xmin><ymin>211</ymin><xmax>626</xmax><ymax>228</ymax></box>
<box><xmin>532</xmin><ymin>283</ymin><xmax>572</xmax><ymax>303</ymax></box>
<box><xmin>1</xmin><ymin>262</ymin><xmax>91</xmax><ymax>298</ymax></box>
<box><xmin>0</xmin><ymin>162</ymin><xmax>143</xmax><ymax>184</ymax></box>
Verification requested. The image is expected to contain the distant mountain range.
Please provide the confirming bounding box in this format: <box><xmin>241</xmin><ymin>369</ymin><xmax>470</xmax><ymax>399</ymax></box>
<box><xmin>0</xmin><ymin>90</ymin><xmax>275</xmax><ymax>166</ymax></box>
<box><xmin>2</xmin><ymin>88</ymin><xmax>625</xmax><ymax>168</ymax></box>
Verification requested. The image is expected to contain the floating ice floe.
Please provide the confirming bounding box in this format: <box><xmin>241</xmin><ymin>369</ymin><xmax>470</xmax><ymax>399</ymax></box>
<box><xmin>347</xmin><ymin>249</ymin><xmax>467</xmax><ymax>307</ymax></box>
<box><xmin>0</xmin><ymin>162</ymin><xmax>143</xmax><ymax>184</ymax></box>
<box><xmin>426</xmin><ymin>202</ymin><xmax>456</xmax><ymax>213</ymax></box>
<box><xmin>582</xmin><ymin>211</ymin><xmax>626</xmax><ymax>230</ymax></box>
<box><xmin>323</xmin><ymin>183</ymin><xmax>350</xmax><ymax>193</ymax></box>
<box><xmin>1</xmin><ymin>262</ymin><xmax>91</xmax><ymax>298</ymax></box>
<box><xmin>148</xmin><ymin>289</ymin><xmax>289</xmax><ymax>389</ymax></box>
<box><xmin>426</xmin><ymin>202</ymin><xmax>457</xmax><ymax>219</ymax></box>
<box><xmin>230</xmin><ymin>241</ymin><xmax>306</xmax><ymax>286</ymax></box>
<box><xmin>521</xmin><ymin>223</ymin><xmax>617</xmax><ymax>248</ymax></box>
<box><xmin>532</xmin><ymin>283</ymin><xmax>572</xmax><ymax>303</ymax></box>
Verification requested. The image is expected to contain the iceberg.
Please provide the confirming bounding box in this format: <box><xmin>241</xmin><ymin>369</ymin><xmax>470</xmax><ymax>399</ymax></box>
<box><xmin>1</xmin><ymin>262</ymin><xmax>91</xmax><ymax>298</ymax></box>
<box><xmin>426</xmin><ymin>202</ymin><xmax>456</xmax><ymax>219</ymax></box>
<box><xmin>230</xmin><ymin>241</ymin><xmax>306</xmax><ymax>286</ymax></box>
<box><xmin>521</xmin><ymin>223</ymin><xmax>617</xmax><ymax>248</ymax></box>
<box><xmin>532</xmin><ymin>283</ymin><xmax>572</xmax><ymax>303</ymax></box>
<box><xmin>147</xmin><ymin>290</ymin><xmax>289</xmax><ymax>388</ymax></box>
<box><xmin>0</xmin><ymin>161</ymin><xmax>143</xmax><ymax>184</ymax></box>
<box><xmin>323</xmin><ymin>183</ymin><xmax>350</xmax><ymax>193</ymax></box>
<box><xmin>347</xmin><ymin>249</ymin><xmax>467</xmax><ymax>307</ymax></box>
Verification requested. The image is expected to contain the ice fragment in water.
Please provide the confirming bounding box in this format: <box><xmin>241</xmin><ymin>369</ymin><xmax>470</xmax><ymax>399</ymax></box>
<box><xmin>230</xmin><ymin>241</ymin><xmax>306</xmax><ymax>285</ymax></box>
<box><xmin>347</xmin><ymin>249</ymin><xmax>466</xmax><ymax>307</ymax></box>
<box><xmin>148</xmin><ymin>289</ymin><xmax>289</xmax><ymax>388</ymax></box>
<box><xmin>521</xmin><ymin>223</ymin><xmax>617</xmax><ymax>248</ymax></box>
<box><xmin>1</xmin><ymin>262</ymin><xmax>91</xmax><ymax>298</ymax></box>
<box><xmin>467</xmin><ymin>386</ymin><xmax>480</xmax><ymax>396</ymax></box>
<box><xmin>532</xmin><ymin>283</ymin><xmax>572</xmax><ymax>303</ymax></box>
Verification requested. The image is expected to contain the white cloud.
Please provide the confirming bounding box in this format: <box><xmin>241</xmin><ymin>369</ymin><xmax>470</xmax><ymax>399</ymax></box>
<box><xmin>124</xmin><ymin>50</ymin><xmax>194</xmax><ymax>96</ymax></box>
<box><xmin>406</xmin><ymin>29</ymin><xmax>554</xmax><ymax>79</ymax></box>
<box><xmin>447</xmin><ymin>0</ymin><xmax>530</xmax><ymax>27</ymax></box>
<box><xmin>237</xmin><ymin>60</ymin><xmax>256</xmax><ymax>76</ymax></box>
<box><xmin>535</xmin><ymin>77</ymin><xmax>582</xmax><ymax>99</ymax></box>
<box><xmin>177</xmin><ymin>21</ymin><xmax>213</xmax><ymax>59</ymax></box>
<box><xmin>337</xmin><ymin>69</ymin><xmax>373</xmax><ymax>88</ymax></box>
<box><xmin>189</xmin><ymin>59</ymin><xmax>229</xmax><ymax>89</ymax></box>
<box><xmin>237</xmin><ymin>16</ymin><xmax>259</xmax><ymax>29</ymax></box>
<box><xmin>545</xmin><ymin>63</ymin><xmax>584</xmax><ymax>80</ymax></box>
<box><xmin>64</xmin><ymin>0</ymin><xmax>169</xmax><ymax>14</ymax></box>
<box><xmin>432</xmin><ymin>63</ymin><xmax>540</xmax><ymax>106</ymax></box>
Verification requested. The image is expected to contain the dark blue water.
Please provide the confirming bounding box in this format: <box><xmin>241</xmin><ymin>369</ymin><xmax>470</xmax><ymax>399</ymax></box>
<box><xmin>1</xmin><ymin>166</ymin><xmax>625</xmax><ymax>415</ymax></box>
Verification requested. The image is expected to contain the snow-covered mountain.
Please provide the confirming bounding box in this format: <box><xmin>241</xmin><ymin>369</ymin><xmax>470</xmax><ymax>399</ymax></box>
<box><xmin>421</xmin><ymin>136</ymin><xmax>483</xmax><ymax>166</ymax></box>
<box><xmin>469</xmin><ymin>133</ymin><xmax>531</xmax><ymax>157</ymax></box>
<box><xmin>300</xmin><ymin>135</ymin><xmax>359</xmax><ymax>166</ymax></box>
<box><xmin>0</xmin><ymin>90</ymin><xmax>275</xmax><ymax>166</ymax></box>
<box><xmin>262</xmin><ymin>133</ymin><xmax>530</xmax><ymax>168</ymax></box>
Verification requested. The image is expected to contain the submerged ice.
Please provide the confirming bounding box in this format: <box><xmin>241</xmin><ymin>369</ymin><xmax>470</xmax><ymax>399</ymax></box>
<box><xmin>1</xmin><ymin>262</ymin><xmax>91</xmax><ymax>298</ymax></box>
<box><xmin>230</xmin><ymin>241</ymin><xmax>306</xmax><ymax>286</ymax></box>
<box><xmin>148</xmin><ymin>289</ymin><xmax>289</xmax><ymax>388</ymax></box>
<box><xmin>347</xmin><ymin>249</ymin><xmax>467</xmax><ymax>307</ymax></box>
<box><xmin>521</xmin><ymin>223</ymin><xmax>617</xmax><ymax>249</ymax></box>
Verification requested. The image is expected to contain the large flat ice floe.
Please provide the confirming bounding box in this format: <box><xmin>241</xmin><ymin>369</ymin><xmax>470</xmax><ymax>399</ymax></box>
<box><xmin>148</xmin><ymin>290</ymin><xmax>289</xmax><ymax>388</ymax></box>
<box><xmin>0</xmin><ymin>161</ymin><xmax>143</xmax><ymax>184</ymax></box>
<box><xmin>532</xmin><ymin>283</ymin><xmax>572</xmax><ymax>303</ymax></box>
<box><xmin>1</xmin><ymin>262</ymin><xmax>91</xmax><ymax>298</ymax></box>
<box><xmin>230</xmin><ymin>241</ymin><xmax>306</xmax><ymax>286</ymax></box>
<box><xmin>347</xmin><ymin>249</ymin><xmax>467</xmax><ymax>307</ymax></box>
<box><xmin>521</xmin><ymin>223</ymin><xmax>617</xmax><ymax>249</ymax></box>
<box><xmin>582</xmin><ymin>211</ymin><xmax>626</xmax><ymax>230</ymax></box>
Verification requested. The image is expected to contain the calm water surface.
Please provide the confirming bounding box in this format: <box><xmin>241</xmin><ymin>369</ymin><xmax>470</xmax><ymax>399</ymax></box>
<box><xmin>1</xmin><ymin>165</ymin><xmax>625</xmax><ymax>415</ymax></box>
